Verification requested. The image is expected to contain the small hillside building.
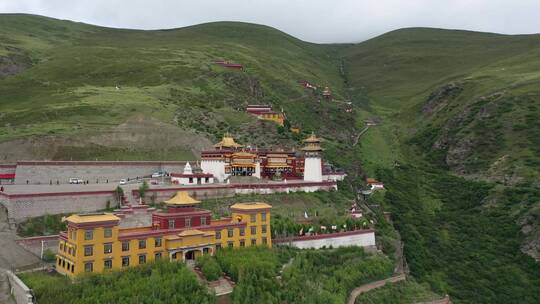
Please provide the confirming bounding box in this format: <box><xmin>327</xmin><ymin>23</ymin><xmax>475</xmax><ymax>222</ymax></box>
<box><xmin>170</xmin><ymin>162</ymin><xmax>214</xmax><ymax>185</ymax></box>
<box><xmin>246</xmin><ymin>105</ymin><xmax>286</xmax><ymax>126</ymax></box>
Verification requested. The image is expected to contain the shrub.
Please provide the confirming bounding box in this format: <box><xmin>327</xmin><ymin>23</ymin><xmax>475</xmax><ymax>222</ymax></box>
<box><xmin>196</xmin><ymin>255</ymin><xmax>222</xmax><ymax>281</ymax></box>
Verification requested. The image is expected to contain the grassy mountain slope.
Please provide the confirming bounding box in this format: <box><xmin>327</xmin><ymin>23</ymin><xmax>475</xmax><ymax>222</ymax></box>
<box><xmin>0</xmin><ymin>14</ymin><xmax>351</xmax><ymax>161</ymax></box>
<box><xmin>342</xmin><ymin>28</ymin><xmax>540</xmax><ymax>303</ymax></box>
<box><xmin>344</xmin><ymin>28</ymin><xmax>540</xmax><ymax>184</ymax></box>
<box><xmin>2</xmin><ymin>14</ymin><xmax>540</xmax><ymax>303</ymax></box>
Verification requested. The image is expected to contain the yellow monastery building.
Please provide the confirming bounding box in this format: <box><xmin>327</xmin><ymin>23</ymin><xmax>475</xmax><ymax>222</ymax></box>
<box><xmin>56</xmin><ymin>192</ymin><xmax>271</xmax><ymax>277</ymax></box>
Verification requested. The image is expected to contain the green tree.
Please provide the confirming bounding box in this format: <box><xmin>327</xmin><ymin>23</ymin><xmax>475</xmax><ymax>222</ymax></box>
<box><xmin>114</xmin><ymin>186</ymin><xmax>124</xmax><ymax>206</ymax></box>
<box><xmin>138</xmin><ymin>181</ymin><xmax>149</xmax><ymax>202</ymax></box>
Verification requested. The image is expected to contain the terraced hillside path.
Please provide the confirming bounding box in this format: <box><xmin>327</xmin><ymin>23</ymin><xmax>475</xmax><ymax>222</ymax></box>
<box><xmin>347</xmin><ymin>274</ymin><xmax>406</xmax><ymax>304</ymax></box>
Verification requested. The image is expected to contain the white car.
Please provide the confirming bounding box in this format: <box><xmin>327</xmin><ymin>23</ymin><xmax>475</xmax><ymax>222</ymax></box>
<box><xmin>151</xmin><ymin>172</ymin><xmax>165</xmax><ymax>178</ymax></box>
<box><xmin>119</xmin><ymin>179</ymin><xmax>127</xmax><ymax>185</ymax></box>
<box><xmin>69</xmin><ymin>178</ymin><xmax>84</xmax><ymax>184</ymax></box>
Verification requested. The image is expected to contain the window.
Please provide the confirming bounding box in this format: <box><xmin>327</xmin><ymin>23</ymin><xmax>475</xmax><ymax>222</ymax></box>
<box><xmin>201</xmin><ymin>216</ymin><xmax>207</xmax><ymax>225</ymax></box>
<box><xmin>239</xmin><ymin>227</ymin><xmax>245</xmax><ymax>236</ymax></box>
<box><xmin>59</xmin><ymin>243</ymin><xmax>64</xmax><ymax>251</ymax></box>
<box><xmin>72</xmin><ymin>248</ymin><xmax>76</xmax><ymax>256</ymax></box>
<box><xmin>262</xmin><ymin>225</ymin><xmax>267</xmax><ymax>234</ymax></box>
<box><xmin>261</xmin><ymin>212</ymin><xmax>267</xmax><ymax>222</ymax></box>
<box><xmin>84</xmin><ymin>245</ymin><xmax>93</xmax><ymax>256</ymax></box>
<box><xmin>57</xmin><ymin>258</ymin><xmax>61</xmax><ymax>266</ymax></box>
<box><xmin>84</xmin><ymin>229</ymin><xmax>93</xmax><ymax>240</ymax></box>
<box><xmin>168</xmin><ymin>219</ymin><xmax>175</xmax><ymax>229</ymax></box>
<box><xmin>185</xmin><ymin>218</ymin><xmax>191</xmax><ymax>227</ymax></box>
<box><xmin>71</xmin><ymin>264</ymin><xmax>74</xmax><ymax>273</ymax></box>
<box><xmin>189</xmin><ymin>177</ymin><xmax>193</xmax><ymax>183</ymax></box>
<box><xmin>104</xmin><ymin>259</ymin><xmax>112</xmax><ymax>269</ymax></box>
<box><xmin>155</xmin><ymin>237</ymin><xmax>162</xmax><ymax>247</ymax></box>
<box><xmin>122</xmin><ymin>256</ymin><xmax>130</xmax><ymax>267</ymax></box>
<box><xmin>122</xmin><ymin>241</ymin><xmax>130</xmax><ymax>252</ymax></box>
<box><xmin>251</xmin><ymin>226</ymin><xmax>257</xmax><ymax>235</ymax></box>
<box><xmin>155</xmin><ymin>252</ymin><xmax>162</xmax><ymax>260</ymax></box>
<box><xmin>104</xmin><ymin>243</ymin><xmax>112</xmax><ymax>254</ymax></box>
<box><xmin>228</xmin><ymin>229</ymin><xmax>234</xmax><ymax>238</ymax></box>
<box><xmin>138</xmin><ymin>239</ymin><xmax>146</xmax><ymax>249</ymax></box>
<box><xmin>251</xmin><ymin>239</ymin><xmax>257</xmax><ymax>246</ymax></box>
<box><xmin>216</xmin><ymin>231</ymin><xmax>221</xmax><ymax>239</ymax></box>
<box><xmin>139</xmin><ymin>254</ymin><xmax>146</xmax><ymax>265</ymax></box>
<box><xmin>227</xmin><ymin>241</ymin><xmax>233</xmax><ymax>248</ymax></box>
<box><xmin>84</xmin><ymin>262</ymin><xmax>93</xmax><ymax>272</ymax></box>
<box><xmin>104</xmin><ymin>228</ymin><xmax>112</xmax><ymax>238</ymax></box>
<box><xmin>262</xmin><ymin>237</ymin><xmax>267</xmax><ymax>245</ymax></box>
<box><xmin>216</xmin><ymin>244</ymin><xmax>222</xmax><ymax>250</ymax></box>
<box><xmin>68</xmin><ymin>247</ymin><xmax>72</xmax><ymax>255</ymax></box>
<box><xmin>240</xmin><ymin>240</ymin><xmax>245</xmax><ymax>247</ymax></box>
<box><xmin>250</xmin><ymin>214</ymin><xmax>256</xmax><ymax>223</ymax></box>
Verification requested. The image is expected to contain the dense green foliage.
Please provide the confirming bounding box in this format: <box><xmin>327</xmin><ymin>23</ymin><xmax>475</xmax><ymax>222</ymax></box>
<box><xmin>355</xmin><ymin>280</ymin><xmax>439</xmax><ymax>304</ymax></box>
<box><xmin>20</xmin><ymin>260</ymin><xmax>214</xmax><ymax>304</ymax></box>
<box><xmin>281</xmin><ymin>247</ymin><xmax>393</xmax><ymax>304</ymax></box>
<box><xmin>17</xmin><ymin>213</ymin><xmax>67</xmax><ymax>237</ymax></box>
<box><xmin>215</xmin><ymin>247</ymin><xmax>280</xmax><ymax>282</ymax></box>
<box><xmin>379</xmin><ymin>165</ymin><xmax>540</xmax><ymax>303</ymax></box>
<box><xmin>196</xmin><ymin>255</ymin><xmax>222</xmax><ymax>281</ymax></box>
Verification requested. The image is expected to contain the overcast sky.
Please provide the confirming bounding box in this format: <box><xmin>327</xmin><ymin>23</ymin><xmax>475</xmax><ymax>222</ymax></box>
<box><xmin>1</xmin><ymin>0</ymin><xmax>540</xmax><ymax>43</ymax></box>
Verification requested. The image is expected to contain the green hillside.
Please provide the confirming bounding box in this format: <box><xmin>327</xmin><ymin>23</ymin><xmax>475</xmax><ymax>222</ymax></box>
<box><xmin>1</xmin><ymin>14</ymin><xmax>540</xmax><ymax>303</ymax></box>
<box><xmin>342</xmin><ymin>28</ymin><xmax>540</xmax><ymax>303</ymax></box>
<box><xmin>0</xmin><ymin>14</ymin><xmax>351</xmax><ymax>161</ymax></box>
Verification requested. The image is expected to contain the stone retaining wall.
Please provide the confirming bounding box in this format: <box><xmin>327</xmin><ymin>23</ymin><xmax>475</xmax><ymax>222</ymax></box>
<box><xmin>14</xmin><ymin>161</ymin><xmax>186</xmax><ymax>185</ymax></box>
<box><xmin>2</xmin><ymin>181</ymin><xmax>337</xmax><ymax>221</ymax></box>
<box><xmin>138</xmin><ymin>181</ymin><xmax>338</xmax><ymax>202</ymax></box>
<box><xmin>1</xmin><ymin>191</ymin><xmax>114</xmax><ymax>221</ymax></box>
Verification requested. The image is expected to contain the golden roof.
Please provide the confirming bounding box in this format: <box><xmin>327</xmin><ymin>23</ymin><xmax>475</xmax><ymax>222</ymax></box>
<box><xmin>232</xmin><ymin>151</ymin><xmax>256</xmax><ymax>158</ymax></box>
<box><xmin>164</xmin><ymin>191</ymin><xmax>201</xmax><ymax>205</ymax></box>
<box><xmin>303</xmin><ymin>132</ymin><xmax>321</xmax><ymax>143</ymax></box>
<box><xmin>65</xmin><ymin>213</ymin><xmax>120</xmax><ymax>224</ymax></box>
<box><xmin>214</xmin><ymin>132</ymin><xmax>243</xmax><ymax>149</ymax></box>
<box><xmin>178</xmin><ymin>229</ymin><xmax>205</xmax><ymax>237</ymax></box>
<box><xmin>302</xmin><ymin>132</ymin><xmax>323</xmax><ymax>152</ymax></box>
<box><xmin>230</xmin><ymin>202</ymin><xmax>272</xmax><ymax>210</ymax></box>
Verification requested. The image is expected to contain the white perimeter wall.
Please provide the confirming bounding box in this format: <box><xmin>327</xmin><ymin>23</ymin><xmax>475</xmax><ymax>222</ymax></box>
<box><xmin>284</xmin><ymin>232</ymin><xmax>376</xmax><ymax>249</ymax></box>
<box><xmin>15</xmin><ymin>163</ymin><xmax>185</xmax><ymax>185</ymax></box>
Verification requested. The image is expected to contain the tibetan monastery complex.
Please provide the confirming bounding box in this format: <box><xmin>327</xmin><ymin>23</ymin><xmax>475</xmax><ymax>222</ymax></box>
<box><xmin>0</xmin><ymin>133</ymin><xmax>345</xmax><ymax>222</ymax></box>
<box><xmin>200</xmin><ymin>132</ymin><xmax>340</xmax><ymax>182</ymax></box>
<box><xmin>56</xmin><ymin>191</ymin><xmax>271</xmax><ymax>277</ymax></box>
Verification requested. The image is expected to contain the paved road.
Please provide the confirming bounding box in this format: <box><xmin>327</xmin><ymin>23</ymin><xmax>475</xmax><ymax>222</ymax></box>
<box><xmin>347</xmin><ymin>274</ymin><xmax>406</xmax><ymax>304</ymax></box>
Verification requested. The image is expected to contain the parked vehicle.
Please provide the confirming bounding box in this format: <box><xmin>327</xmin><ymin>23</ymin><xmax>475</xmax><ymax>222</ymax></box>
<box><xmin>119</xmin><ymin>179</ymin><xmax>127</xmax><ymax>185</ymax></box>
<box><xmin>69</xmin><ymin>178</ymin><xmax>84</xmax><ymax>184</ymax></box>
<box><xmin>151</xmin><ymin>171</ymin><xmax>166</xmax><ymax>178</ymax></box>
